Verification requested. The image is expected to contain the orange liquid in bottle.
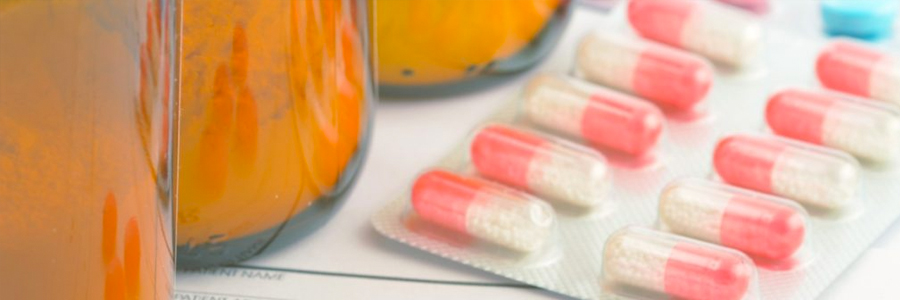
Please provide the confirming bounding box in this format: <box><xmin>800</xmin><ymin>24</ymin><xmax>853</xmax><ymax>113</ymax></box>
<box><xmin>177</xmin><ymin>0</ymin><xmax>369</xmax><ymax>266</ymax></box>
<box><xmin>0</xmin><ymin>0</ymin><xmax>177</xmax><ymax>299</ymax></box>
<box><xmin>376</xmin><ymin>0</ymin><xmax>562</xmax><ymax>85</ymax></box>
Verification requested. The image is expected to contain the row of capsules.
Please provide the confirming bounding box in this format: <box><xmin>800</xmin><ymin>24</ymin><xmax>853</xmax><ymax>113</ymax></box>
<box><xmin>577</xmin><ymin>0</ymin><xmax>772</xmax><ymax>299</ymax></box>
<box><xmin>601</xmin><ymin>2</ymin><xmax>900</xmax><ymax>300</ymax></box>
<box><xmin>691</xmin><ymin>33</ymin><xmax>900</xmax><ymax>268</ymax></box>
<box><xmin>651</xmin><ymin>40</ymin><xmax>900</xmax><ymax>300</ymax></box>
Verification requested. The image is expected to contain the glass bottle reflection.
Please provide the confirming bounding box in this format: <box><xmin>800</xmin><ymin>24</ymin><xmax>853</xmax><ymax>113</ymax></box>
<box><xmin>0</xmin><ymin>0</ymin><xmax>178</xmax><ymax>299</ymax></box>
<box><xmin>176</xmin><ymin>0</ymin><xmax>372</xmax><ymax>267</ymax></box>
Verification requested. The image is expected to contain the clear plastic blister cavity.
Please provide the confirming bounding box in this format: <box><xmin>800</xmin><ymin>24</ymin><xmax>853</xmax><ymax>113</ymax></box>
<box><xmin>409</xmin><ymin>169</ymin><xmax>557</xmax><ymax>254</ymax></box>
<box><xmin>713</xmin><ymin>134</ymin><xmax>861</xmax><ymax>214</ymax></box>
<box><xmin>602</xmin><ymin>226</ymin><xmax>760</xmax><ymax>300</ymax></box>
<box><xmin>627</xmin><ymin>0</ymin><xmax>764</xmax><ymax>68</ymax></box>
<box><xmin>470</xmin><ymin>124</ymin><xmax>613</xmax><ymax>210</ymax></box>
<box><xmin>657</xmin><ymin>179</ymin><xmax>810</xmax><ymax>265</ymax></box>
<box><xmin>522</xmin><ymin>74</ymin><xmax>665</xmax><ymax>166</ymax></box>
<box><xmin>765</xmin><ymin>88</ymin><xmax>900</xmax><ymax>165</ymax></box>
<box><xmin>816</xmin><ymin>39</ymin><xmax>900</xmax><ymax>107</ymax></box>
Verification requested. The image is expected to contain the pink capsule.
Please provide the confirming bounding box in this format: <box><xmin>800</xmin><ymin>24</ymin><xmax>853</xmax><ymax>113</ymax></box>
<box><xmin>659</xmin><ymin>179</ymin><xmax>807</xmax><ymax>260</ymax></box>
<box><xmin>713</xmin><ymin>135</ymin><xmax>860</xmax><ymax>210</ymax></box>
<box><xmin>411</xmin><ymin>170</ymin><xmax>555</xmax><ymax>252</ymax></box>
<box><xmin>816</xmin><ymin>40</ymin><xmax>900</xmax><ymax>107</ymax></box>
<box><xmin>470</xmin><ymin>124</ymin><xmax>611</xmax><ymax>208</ymax></box>
<box><xmin>716</xmin><ymin>0</ymin><xmax>769</xmax><ymax>14</ymax></box>
<box><xmin>523</xmin><ymin>75</ymin><xmax>664</xmax><ymax>155</ymax></box>
<box><xmin>576</xmin><ymin>32</ymin><xmax>712</xmax><ymax>111</ymax></box>
<box><xmin>628</xmin><ymin>0</ymin><xmax>763</xmax><ymax>67</ymax></box>
<box><xmin>766</xmin><ymin>88</ymin><xmax>900</xmax><ymax>163</ymax></box>
<box><xmin>603</xmin><ymin>227</ymin><xmax>755</xmax><ymax>300</ymax></box>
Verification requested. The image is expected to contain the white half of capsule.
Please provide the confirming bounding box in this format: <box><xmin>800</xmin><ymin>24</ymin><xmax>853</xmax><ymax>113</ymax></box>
<box><xmin>822</xmin><ymin>98</ymin><xmax>900</xmax><ymax>163</ymax></box>
<box><xmin>465</xmin><ymin>190</ymin><xmax>556</xmax><ymax>252</ymax></box>
<box><xmin>576</xmin><ymin>31</ymin><xmax>641</xmax><ymax>92</ymax></box>
<box><xmin>526</xmin><ymin>142</ymin><xmax>611</xmax><ymax>208</ymax></box>
<box><xmin>523</xmin><ymin>75</ymin><xmax>593</xmax><ymax>139</ymax></box>
<box><xmin>659</xmin><ymin>181</ymin><xmax>730</xmax><ymax>243</ymax></box>
<box><xmin>771</xmin><ymin>144</ymin><xmax>860</xmax><ymax>210</ymax></box>
<box><xmin>681</xmin><ymin>2</ymin><xmax>763</xmax><ymax>67</ymax></box>
<box><xmin>871</xmin><ymin>56</ymin><xmax>900</xmax><ymax>107</ymax></box>
<box><xmin>603</xmin><ymin>228</ymin><xmax>674</xmax><ymax>292</ymax></box>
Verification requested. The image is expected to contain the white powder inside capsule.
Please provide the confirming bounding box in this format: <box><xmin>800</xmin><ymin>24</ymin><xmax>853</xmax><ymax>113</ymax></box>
<box><xmin>772</xmin><ymin>147</ymin><xmax>859</xmax><ymax>210</ymax></box>
<box><xmin>576</xmin><ymin>32</ymin><xmax>640</xmax><ymax>91</ymax></box>
<box><xmin>659</xmin><ymin>185</ymin><xmax>727</xmax><ymax>243</ymax></box>
<box><xmin>603</xmin><ymin>232</ymin><xmax>672</xmax><ymax>293</ymax></box>
<box><xmin>679</xmin><ymin>4</ymin><xmax>762</xmax><ymax>67</ymax></box>
<box><xmin>869</xmin><ymin>57</ymin><xmax>900</xmax><ymax>107</ymax></box>
<box><xmin>465</xmin><ymin>193</ymin><xmax>554</xmax><ymax>252</ymax></box>
<box><xmin>526</xmin><ymin>144</ymin><xmax>610</xmax><ymax>208</ymax></box>
<box><xmin>822</xmin><ymin>101</ymin><xmax>900</xmax><ymax>163</ymax></box>
<box><xmin>523</xmin><ymin>84</ymin><xmax>589</xmax><ymax>138</ymax></box>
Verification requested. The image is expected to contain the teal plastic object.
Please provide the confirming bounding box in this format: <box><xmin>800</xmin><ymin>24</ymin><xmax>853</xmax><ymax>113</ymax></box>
<box><xmin>821</xmin><ymin>0</ymin><xmax>899</xmax><ymax>40</ymax></box>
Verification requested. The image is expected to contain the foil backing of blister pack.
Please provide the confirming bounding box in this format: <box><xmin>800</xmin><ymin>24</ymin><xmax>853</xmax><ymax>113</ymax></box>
<box><xmin>372</xmin><ymin>3</ymin><xmax>900</xmax><ymax>300</ymax></box>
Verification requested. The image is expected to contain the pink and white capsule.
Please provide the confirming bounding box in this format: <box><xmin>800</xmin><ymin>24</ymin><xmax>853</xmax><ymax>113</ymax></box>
<box><xmin>603</xmin><ymin>227</ymin><xmax>756</xmax><ymax>300</ymax></box>
<box><xmin>817</xmin><ymin>40</ymin><xmax>900</xmax><ymax>107</ymax></box>
<box><xmin>575</xmin><ymin>31</ymin><xmax>713</xmax><ymax>111</ymax></box>
<box><xmin>659</xmin><ymin>179</ymin><xmax>807</xmax><ymax>260</ymax></box>
<box><xmin>470</xmin><ymin>124</ymin><xmax>611</xmax><ymax>208</ymax></box>
<box><xmin>411</xmin><ymin>169</ymin><xmax>555</xmax><ymax>252</ymax></box>
<box><xmin>628</xmin><ymin>0</ymin><xmax>763</xmax><ymax>67</ymax></box>
<box><xmin>714</xmin><ymin>135</ymin><xmax>860</xmax><ymax>210</ymax></box>
<box><xmin>767</xmin><ymin>89</ymin><xmax>900</xmax><ymax>163</ymax></box>
<box><xmin>522</xmin><ymin>74</ymin><xmax>664</xmax><ymax>156</ymax></box>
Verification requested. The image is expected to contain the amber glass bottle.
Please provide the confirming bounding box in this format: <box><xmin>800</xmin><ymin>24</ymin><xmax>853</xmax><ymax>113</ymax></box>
<box><xmin>176</xmin><ymin>0</ymin><xmax>373</xmax><ymax>267</ymax></box>
<box><xmin>376</xmin><ymin>0</ymin><xmax>570</xmax><ymax>96</ymax></box>
<box><xmin>0</xmin><ymin>0</ymin><xmax>178</xmax><ymax>299</ymax></box>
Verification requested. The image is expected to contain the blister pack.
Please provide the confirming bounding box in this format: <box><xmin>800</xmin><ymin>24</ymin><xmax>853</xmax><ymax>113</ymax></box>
<box><xmin>372</xmin><ymin>0</ymin><xmax>900</xmax><ymax>299</ymax></box>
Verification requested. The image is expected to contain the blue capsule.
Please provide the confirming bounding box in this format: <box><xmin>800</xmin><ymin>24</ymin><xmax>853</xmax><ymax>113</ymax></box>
<box><xmin>821</xmin><ymin>0</ymin><xmax>899</xmax><ymax>40</ymax></box>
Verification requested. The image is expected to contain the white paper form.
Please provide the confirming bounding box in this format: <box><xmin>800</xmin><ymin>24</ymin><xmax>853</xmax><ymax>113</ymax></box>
<box><xmin>175</xmin><ymin>4</ymin><xmax>900</xmax><ymax>300</ymax></box>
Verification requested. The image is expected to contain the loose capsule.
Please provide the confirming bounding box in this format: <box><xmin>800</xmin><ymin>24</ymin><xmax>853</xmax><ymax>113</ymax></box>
<box><xmin>628</xmin><ymin>0</ymin><xmax>763</xmax><ymax>67</ymax></box>
<box><xmin>576</xmin><ymin>32</ymin><xmax>713</xmax><ymax>111</ymax></box>
<box><xmin>659</xmin><ymin>179</ymin><xmax>807</xmax><ymax>260</ymax></box>
<box><xmin>470</xmin><ymin>124</ymin><xmax>611</xmax><ymax>208</ymax></box>
<box><xmin>411</xmin><ymin>169</ymin><xmax>555</xmax><ymax>252</ymax></box>
<box><xmin>603</xmin><ymin>227</ymin><xmax>755</xmax><ymax>300</ymax></box>
<box><xmin>766</xmin><ymin>88</ymin><xmax>900</xmax><ymax>163</ymax></box>
<box><xmin>821</xmin><ymin>0</ymin><xmax>898</xmax><ymax>40</ymax></box>
<box><xmin>713</xmin><ymin>135</ymin><xmax>860</xmax><ymax>210</ymax></box>
<box><xmin>523</xmin><ymin>74</ymin><xmax>664</xmax><ymax>155</ymax></box>
<box><xmin>817</xmin><ymin>40</ymin><xmax>900</xmax><ymax>107</ymax></box>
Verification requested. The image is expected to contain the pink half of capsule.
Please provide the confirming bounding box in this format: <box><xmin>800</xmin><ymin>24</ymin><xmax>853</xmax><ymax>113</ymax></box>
<box><xmin>816</xmin><ymin>40</ymin><xmax>900</xmax><ymax>106</ymax></box>
<box><xmin>576</xmin><ymin>32</ymin><xmax>713</xmax><ymax>111</ymax></box>
<box><xmin>628</xmin><ymin>0</ymin><xmax>763</xmax><ymax>67</ymax></box>
<box><xmin>523</xmin><ymin>75</ymin><xmax>664</xmax><ymax>156</ymax></box>
<box><xmin>603</xmin><ymin>227</ymin><xmax>755</xmax><ymax>300</ymax></box>
<box><xmin>470</xmin><ymin>124</ymin><xmax>611</xmax><ymax>208</ymax></box>
<box><xmin>713</xmin><ymin>135</ymin><xmax>860</xmax><ymax>210</ymax></box>
<box><xmin>766</xmin><ymin>88</ymin><xmax>900</xmax><ymax>163</ymax></box>
<box><xmin>628</xmin><ymin>0</ymin><xmax>697</xmax><ymax>46</ymax></box>
<box><xmin>659</xmin><ymin>179</ymin><xmax>807</xmax><ymax>260</ymax></box>
<box><xmin>410</xmin><ymin>169</ymin><xmax>554</xmax><ymax>252</ymax></box>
